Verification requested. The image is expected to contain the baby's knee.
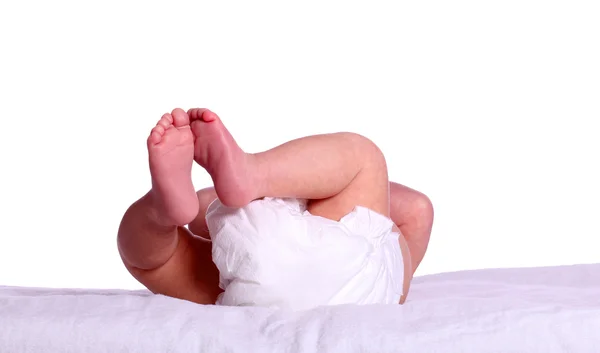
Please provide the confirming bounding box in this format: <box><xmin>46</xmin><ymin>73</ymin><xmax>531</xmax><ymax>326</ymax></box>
<box><xmin>412</xmin><ymin>192</ymin><xmax>434</xmax><ymax>225</ymax></box>
<box><xmin>338</xmin><ymin>132</ymin><xmax>387</xmax><ymax>168</ymax></box>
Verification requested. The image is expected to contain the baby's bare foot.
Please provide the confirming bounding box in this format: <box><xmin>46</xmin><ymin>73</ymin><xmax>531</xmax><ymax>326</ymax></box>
<box><xmin>148</xmin><ymin>108</ymin><xmax>199</xmax><ymax>226</ymax></box>
<box><xmin>189</xmin><ymin>108</ymin><xmax>256</xmax><ymax>207</ymax></box>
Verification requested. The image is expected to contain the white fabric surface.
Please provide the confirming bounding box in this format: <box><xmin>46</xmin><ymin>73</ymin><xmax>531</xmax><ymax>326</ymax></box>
<box><xmin>207</xmin><ymin>197</ymin><xmax>404</xmax><ymax>310</ymax></box>
<box><xmin>1</xmin><ymin>263</ymin><xmax>600</xmax><ymax>352</ymax></box>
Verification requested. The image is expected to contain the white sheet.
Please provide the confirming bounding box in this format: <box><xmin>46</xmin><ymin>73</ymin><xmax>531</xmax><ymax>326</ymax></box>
<box><xmin>1</xmin><ymin>263</ymin><xmax>599</xmax><ymax>352</ymax></box>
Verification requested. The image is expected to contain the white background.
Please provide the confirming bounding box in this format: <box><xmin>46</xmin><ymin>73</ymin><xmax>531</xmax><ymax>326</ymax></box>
<box><xmin>0</xmin><ymin>1</ymin><xmax>598</xmax><ymax>290</ymax></box>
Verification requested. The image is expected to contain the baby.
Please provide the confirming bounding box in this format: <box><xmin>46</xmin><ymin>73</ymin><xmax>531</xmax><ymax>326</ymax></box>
<box><xmin>117</xmin><ymin>108</ymin><xmax>434</xmax><ymax>306</ymax></box>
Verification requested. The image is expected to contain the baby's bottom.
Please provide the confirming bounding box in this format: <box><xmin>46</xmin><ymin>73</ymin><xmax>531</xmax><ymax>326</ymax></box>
<box><xmin>207</xmin><ymin>197</ymin><xmax>409</xmax><ymax>310</ymax></box>
<box><xmin>189</xmin><ymin>181</ymin><xmax>432</xmax><ymax>305</ymax></box>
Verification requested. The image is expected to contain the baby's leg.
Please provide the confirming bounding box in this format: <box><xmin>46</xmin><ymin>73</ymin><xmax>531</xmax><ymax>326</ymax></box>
<box><xmin>118</xmin><ymin>109</ymin><xmax>220</xmax><ymax>304</ymax></box>
<box><xmin>390</xmin><ymin>182</ymin><xmax>434</xmax><ymax>273</ymax></box>
<box><xmin>189</xmin><ymin>108</ymin><xmax>411</xmax><ymax>302</ymax></box>
<box><xmin>188</xmin><ymin>108</ymin><xmax>389</xmax><ymax>219</ymax></box>
<box><xmin>188</xmin><ymin>187</ymin><xmax>218</xmax><ymax>239</ymax></box>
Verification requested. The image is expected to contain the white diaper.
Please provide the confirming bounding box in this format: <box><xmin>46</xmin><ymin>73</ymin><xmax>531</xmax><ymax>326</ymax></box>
<box><xmin>206</xmin><ymin>197</ymin><xmax>404</xmax><ymax>311</ymax></box>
